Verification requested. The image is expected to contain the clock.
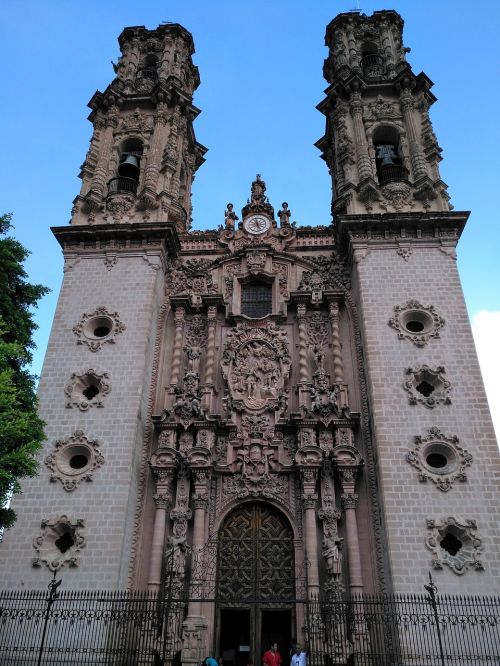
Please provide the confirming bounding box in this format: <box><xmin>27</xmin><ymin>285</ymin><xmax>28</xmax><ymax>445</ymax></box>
<box><xmin>243</xmin><ymin>214</ymin><xmax>271</xmax><ymax>235</ymax></box>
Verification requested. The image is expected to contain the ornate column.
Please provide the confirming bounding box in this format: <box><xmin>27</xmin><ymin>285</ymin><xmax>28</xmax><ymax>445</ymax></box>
<box><xmin>332</xmin><ymin>445</ymin><xmax>364</xmax><ymax>593</ymax></box>
<box><xmin>297</xmin><ymin>304</ymin><xmax>310</xmax><ymax>384</ymax></box>
<box><xmin>328</xmin><ymin>301</ymin><xmax>344</xmax><ymax>384</ymax></box>
<box><xmin>148</xmin><ymin>459</ymin><xmax>175</xmax><ymax>592</ymax></box>
<box><xmin>141</xmin><ymin>102</ymin><xmax>168</xmax><ymax>202</ymax></box>
<box><xmin>301</xmin><ymin>468</ymin><xmax>320</xmax><ymax>597</ymax></box>
<box><xmin>182</xmin><ymin>469</ymin><xmax>210</xmax><ymax>666</ymax></box>
<box><xmin>170</xmin><ymin>306</ymin><xmax>186</xmax><ymax>387</ymax></box>
<box><xmin>204</xmin><ymin>306</ymin><xmax>217</xmax><ymax>387</ymax></box>
<box><xmin>87</xmin><ymin>108</ymin><xmax>119</xmax><ymax>202</ymax></box>
<box><xmin>349</xmin><ymin>92</ymin><xmax>373</xmax><ymax>182</ymax></box>
<box><xmin>399</xmin><ymin>85</ymin><xmax>428</xmax><ymax>181</ymax></box>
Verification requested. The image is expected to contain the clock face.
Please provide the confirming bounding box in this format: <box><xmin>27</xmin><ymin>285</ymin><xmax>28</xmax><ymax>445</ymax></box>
<box><xmin>244</xmin><ymin>214</ymin><xmax>271</xmax><ymax>235</ymax></box>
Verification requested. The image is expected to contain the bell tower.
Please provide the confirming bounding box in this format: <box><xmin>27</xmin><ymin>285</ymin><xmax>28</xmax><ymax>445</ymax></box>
<box><xmin>317</xmin><ymin>11</ymin><xmax>500</xmax><ymax>595</ymax></box>
<box><xmin>317</xmin><ymin>10</ymin><xmax>449</xmax><ymax>216</ymax></box>
<box><xmin>72</xmin><ymin>23</ymin><xmax>207</xmax><ymax>231</ymax></box>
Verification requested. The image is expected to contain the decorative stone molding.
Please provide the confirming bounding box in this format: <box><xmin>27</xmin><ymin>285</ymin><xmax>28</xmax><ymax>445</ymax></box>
<box><xmin>65</xmin><ymin>368</ymin><xmax>111</xmax><ymax>410</ymax></box>
<box><xmin>389</xmin><ymin>300</ymin><xmax>445</xmax><ymax>347</ymax></box>
<box><xmin>426</xmin><ymin>517</ymin><xmax>483</xmax><ymax>575</ymax></box>
<box><xmin>32</xmin><ymin>515</ymin><xmax>86</xmax><ymax>571</ymax></box>
<box><xmin>222</xmin><ymin>473</ymin><xmax>288</xmax><ymax>501</ymax></box>
<box><xmin>407</xmin><ymin>427</ymin><xmax>472</xmax><ymax>492</ymax></box>
<box><xmin>73</xmin><ymin>307</ymin><xmax>126</xmax><ymax>352</ymax></box>
<box><xmin>45</xmin><ymin>431</ymin><xmax>104</xmax><ymax>492</ymax></box>
<box><xmin>403</xmin><ymin>365</ymin><xmax>451</xmax><ymax>408</ymax></box>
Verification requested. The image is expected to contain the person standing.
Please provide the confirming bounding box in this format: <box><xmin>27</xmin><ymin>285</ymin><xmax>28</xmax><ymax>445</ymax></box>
<box><xmin>262</xmin><ymin>642</ymin><xmax>282</xmax><ymax>666</ymax></box>
<box><xmin>290</xmin><ymin>645</ymin><xmax>306</xmax><ymax>666</ymax></box>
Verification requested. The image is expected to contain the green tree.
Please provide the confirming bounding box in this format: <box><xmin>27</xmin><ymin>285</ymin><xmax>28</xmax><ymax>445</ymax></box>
<box><xmin>0</xmin><ymin>213</ymin><xmax>48</xmax><ymax>529</ymax></box>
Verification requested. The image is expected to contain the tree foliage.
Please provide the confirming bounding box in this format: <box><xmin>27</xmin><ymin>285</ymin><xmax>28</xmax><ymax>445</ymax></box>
<box><xmin>0</xmin><ymin>213</ymin><xmax>49</xmax><ymax>529</ymax></box>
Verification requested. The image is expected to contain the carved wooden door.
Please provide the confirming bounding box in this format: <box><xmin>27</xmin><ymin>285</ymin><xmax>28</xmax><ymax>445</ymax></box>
<box><xmin>217</xmin><ymin>503</ymin><xmax>294</xmax><ymax>664</ymax></box>
<box><xmin>218</xmin><ymin>503</ymin><xmax>294</xmax><ymax>602</ymax></box>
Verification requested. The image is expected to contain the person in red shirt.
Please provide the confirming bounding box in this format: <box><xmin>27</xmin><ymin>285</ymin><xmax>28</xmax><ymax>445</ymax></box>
<box><xmin>262</xmin><ymin>643</ymin><xmax>282</xmax><ymax>666</ymax></box>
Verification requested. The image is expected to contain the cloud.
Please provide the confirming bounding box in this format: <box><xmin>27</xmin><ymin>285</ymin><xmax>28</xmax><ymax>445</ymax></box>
<box><xmin>471</xmin><ymin>311</ymin><xmax>500</xmax><ymax>444</ymax></box>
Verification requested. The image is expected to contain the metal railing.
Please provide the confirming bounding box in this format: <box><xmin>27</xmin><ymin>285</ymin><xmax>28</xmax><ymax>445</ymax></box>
<box><xmin>107</xmin><ymin>176</ymin><xmax>139</xmax><ymax>195</ymax></box>
<box><xmin>378</xmin><ymin>163</ymin><xmax>409</xmax><ymax>185</ymax></box>
<box><xmin>0</xmin><ymin>587</ymin><xmax>499</xmax><ymax>665</ymax></box>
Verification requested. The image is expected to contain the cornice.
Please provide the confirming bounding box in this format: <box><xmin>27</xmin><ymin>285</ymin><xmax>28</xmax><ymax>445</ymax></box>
<box><xmin>52</xmin><ymin>221</ymin><xmax>180</xmax><ymax>258</ymax></box>
<box><xmin>334</xmin><ymin>211</ymin><xmax>469</xmax><ymax>256</ymax></box>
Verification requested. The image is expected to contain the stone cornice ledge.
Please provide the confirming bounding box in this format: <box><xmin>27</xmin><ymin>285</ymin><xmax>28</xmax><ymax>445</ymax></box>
<box><xmin>335</xmin><ymin>211</ymin><xmax>470</xmax><ymax>257</ymax></box>
<box><xmin>51</xmin><ymin>222</ymin><xmax>180</xmax><ymax>258</ymax></box>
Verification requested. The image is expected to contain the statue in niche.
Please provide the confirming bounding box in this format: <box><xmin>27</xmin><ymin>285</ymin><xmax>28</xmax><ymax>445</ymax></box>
<box><xmin>185</xmin><ymin>346</ymin><xmax>202</xmax><ymax>374</ymax></box>
<box><xmin>313</xmin><ymin>345</ymin><xmax>325</xmax><ymax>372</ymax></box>
<box><xmin>322</xmin><ymin>536</ymin><xmax>344</xmax><ymax>578</ymax></box>
<box><xmin>305</xmin><ymin>369</ymin><xmax>342</xmax><ymax>426</ymax></box>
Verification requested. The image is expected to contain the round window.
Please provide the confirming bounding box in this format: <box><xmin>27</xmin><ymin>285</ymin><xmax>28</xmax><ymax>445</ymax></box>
<box><xmin>421</xmin><ymin>441</ymin><xmax>457</xmax><ymax>475</ymax></box>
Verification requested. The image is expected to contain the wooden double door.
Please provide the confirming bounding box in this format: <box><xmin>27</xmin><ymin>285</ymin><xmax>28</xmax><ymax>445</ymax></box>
<box><xmin>217</xmin><ymin>503</ymin><xmax>295</xmax><ymax>666</ymax></box>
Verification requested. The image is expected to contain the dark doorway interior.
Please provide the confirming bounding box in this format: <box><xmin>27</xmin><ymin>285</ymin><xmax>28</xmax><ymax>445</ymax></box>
<box><xmin>261</xmin><ymin>610</ymin><xmax>292</xmax><ymax>664</ymax></box>
<box><xmin>219</xmin><ymin>608</ymin><xmax>251</xmax><ymax>666</ymax></box>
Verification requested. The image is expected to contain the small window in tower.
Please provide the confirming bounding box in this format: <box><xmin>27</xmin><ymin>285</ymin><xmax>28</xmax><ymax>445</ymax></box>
<box><xmin>108</xmin><ymin>138</ymin><xmax>143</xmax><ymax>196</ymax></box>
<box><xmin>241</xmin><ymin>281</ymin><xmax>272</xmax><ymax>318</ymax></box>
<box><xmin>373</xmin><ymin>125</ymin><xmax>407</xmax><ymax>186</ymax></box>
<box><xmin>361</xmin><ymin>42</ymin><xmax>384</xmax><ymax>79</ymax></box>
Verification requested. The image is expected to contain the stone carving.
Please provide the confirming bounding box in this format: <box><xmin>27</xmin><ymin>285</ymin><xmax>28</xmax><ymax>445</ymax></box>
<box><xmin>104</xmin><ymin>195</ymin><xmax>134</xmax><ymax>222</ymax></box>
<box><xmin>366</xmin><ymin>95</ymin><xmax>399</xmax><ymax>120</ymax></box>
<box><xmin>224</xmin><ymin>203</ymin><xmax>239</xmax><ymax>230</ymax></box>
<box><xmin>33</xmin><ymin>516</ymin><xmax>85</xmax><ymax>571</ymax></box>
<box><xmin>380</xmin><ymin>182</ymin><xmax>414</xmax><ymax>211</ymax></box>
<box><xmin>73</xmin><ymin>306</ymin><xmax>125</xmax><ymax>352</ymax></box>
<box><xmin>171</xmin><ymin>373</ymin><xmax>204</xmax><ymax>427</ymax></box>
<box><xmin>223</xmin><ymin>473</ymin><xmax>287</xmax><ymax>501</ymax></box>
<box><xmin>178</xmin><ymin>431</ymin><xmax>194</xmax><ymax>455</ymax></box>
<box><xmin>306</xmin><ymin>313</ymin><xmax>330</xmax><ymax>349</ymax></box>
<box><xmin>277</xmin><ymin>202</ymin><xmax>291</xmax><ymax>227</ymax></box>
<box><xmin>185</xmin><ymin>315</ymin><xmax>208</xmax><ymax>348</ymax></box>
<box><xmin>304</xmin><ymin>369</ymin><xmax>346</xmax><ymax>426</ymax></box>
<box><xmin>170</xmin><ymin>466</ymin><xmax>192</xmax><ymax>539</ymax></box>
<box><xmin>426</xmin><ymin>517</ymin><xmax>483</xmax><ymax>575</ymax></box>
<box><xmin>246</xmin><ymin>250</ymin><xmax>267</xmax><ymax>272</ymax></box>
<box><xmin>298</xmin><ymin>254</ymin><xmax>350</xmax><ymax>291</ymax></box>
<box><xmin>403</xmin><ymin>365</ymin><xmax>451</xmax><ymax>408</ymax></box>
<box><xmin>185</xmin><ymin>346</ymin><xmax>202</xmax><ymax>374</ymax></box>
<box><xmin>45</xmin><ymin>431</ymin><xmax>104</xmax><ymax>492</ymax></box>
<box><xmin>222</xmin><ymin>321</ymin><xmax>290</xmax><ymax>412</ymax></box>
<box><xmin>166</xmin><ymin>259</ymin><xmax>218</xmax><ymax>297</ymax></box>
<box><xmin>407</xmin><ymin>427</ymin><xmax>472</xmax><ymax>492</ymax></box>
<box><xmin>389</xmin><ymin>300</ymin><xmax>445</xmax><ymax>347</ymax></box>
<box><xmin>272</xmin><ymin>262</ymin><xmax>289</xmax><ymax>297</ymax></box>
<box><xmin>64</xmin><ymin>368</ymin><xmax>111</xmax><ymax>411</ymax></box>
<box><xmin>396</xmin><ymin>243</ymin><xmax>412</xmax><ymax>261</ymax></box>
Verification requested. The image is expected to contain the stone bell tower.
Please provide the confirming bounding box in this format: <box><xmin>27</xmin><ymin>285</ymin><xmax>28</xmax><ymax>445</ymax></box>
<box><xmin>317</xmin><ymin>10</ymin><xmax>450</xmax><ymax>216</ymax></box>
<box><xmin>72</xmin><ymin>23</ymin><xmax>207</xmax><ymax>231</ymax></box>
<box><xmin>317</xmin><ymin>11</ymin><xmax>500</xmax><ymax>594</ymax></box>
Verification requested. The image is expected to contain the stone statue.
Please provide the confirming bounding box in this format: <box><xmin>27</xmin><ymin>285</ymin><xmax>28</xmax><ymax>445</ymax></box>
<box><xmin>185</xmin><ymin>346</ymin><xmax>202</xmax><ymax>374</ymax></box>
<box><xmin>224</xmin><ymin>203</ymin><xmax>238</xmax><ymax>230</ymax></box>
<box><xmin>322</xmin><ymin>537</ymin><xmax>343</xmax><ymax>577</ymax></box>
<box><xmin>278</xmin><ymin>202</ymin><xmax>291</xmax><ymax>227</ymax></box>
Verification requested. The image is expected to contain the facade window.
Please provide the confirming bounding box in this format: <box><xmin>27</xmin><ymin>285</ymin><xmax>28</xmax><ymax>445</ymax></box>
<box><xmin>241</xmin><ymin>281</ymin><xmax>272</xmax><ymax>318</ymax></box>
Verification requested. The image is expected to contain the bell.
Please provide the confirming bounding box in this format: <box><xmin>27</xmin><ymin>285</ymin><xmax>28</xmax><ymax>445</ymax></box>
<box><xmin>376</xmin><ymin>144</ymin><xmax>397</xmax><ymax>167</ymax></box>
<box><xmin>118</xmin><ymin>154</ymin><xmax>140</xmax><ymax>180</ymax></box>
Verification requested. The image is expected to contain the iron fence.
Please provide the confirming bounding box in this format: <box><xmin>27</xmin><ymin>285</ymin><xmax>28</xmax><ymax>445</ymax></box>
<box><xmin>0</xmin><ymin>588</ymin><xmax>499</xmax><ymax>665</ymax></box>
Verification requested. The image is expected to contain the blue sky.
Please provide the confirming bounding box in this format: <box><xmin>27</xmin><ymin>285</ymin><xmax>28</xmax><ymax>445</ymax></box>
<box><xmin>1</xmin><ymin>1</ymin><xmax>499</xmax><ymax>436</ymax></box>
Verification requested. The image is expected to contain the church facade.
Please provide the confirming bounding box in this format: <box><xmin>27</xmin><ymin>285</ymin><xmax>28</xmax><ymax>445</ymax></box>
<box><xmin>1</xmin><ymin>9</ymin><xmax>499</xmax><ymax>665</ymax></box>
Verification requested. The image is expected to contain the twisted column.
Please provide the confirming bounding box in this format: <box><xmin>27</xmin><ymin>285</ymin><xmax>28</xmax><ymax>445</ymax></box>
<box><xmin>297</xmin><ymin>304</ymin><xmax>310</xmax><ymax>384</ymax></box>
<box><xmin>204</xmin><ymin>306</ymin><xmax>217</xmax><ymax>386</ymax></box>
<box><xmin>329</xmin><ymin>301</ymin><xmax>344</xmax><ymax>383</ymax></box>
<box><xmin>170</xmin><ymin>307</ymin><xmax>185</xmax><ymax>387</ymax></box>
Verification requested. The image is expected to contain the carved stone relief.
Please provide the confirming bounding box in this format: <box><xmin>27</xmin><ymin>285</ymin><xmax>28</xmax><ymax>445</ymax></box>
<box><xmin>426</xmin><ymin>517</ymin><xmax>483</xmax><ymax>575</ymax></box>
<box><xmin>32</xmin><ymin>515</ymin><xmax>86</xmax><ymax>571</ymax></box>
<box><xmin>45</xmin><ymin>431</ymin><xmax>104</xmax><ymax>492</ymax></box>
<box><xmin>222</xmin><ymin>321</ymin><xmax>290</xmax><ymax>413</ymax></box>
<box><xmin>406</xmin><ymin>427</ymin><xmax>472</xmax><ymax>492</ymax></box>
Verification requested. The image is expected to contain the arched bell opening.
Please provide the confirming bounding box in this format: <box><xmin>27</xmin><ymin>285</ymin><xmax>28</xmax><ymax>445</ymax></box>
<box><xmin>137</xmin><ymin>54</ymin><xmax>159</xmax><ymax>83</ymax></box>
<box><xmin>361</xmin><ymin>41</ymin><xmax>384</xmax><ymax>79</ymax></box>
<box><xmin>108</xmin><ymin>138</ymin><xmax>144</xmax><ymax>195</ymax></box>
<box><xmin>373</xmin><ymin>124</ymin><xmax>407</xmax><ymax>185</ymax></box>
<box><xmin>216</xmin><ymin>502</ymin><xmax>297</xmax><ymax>666</ymax></box>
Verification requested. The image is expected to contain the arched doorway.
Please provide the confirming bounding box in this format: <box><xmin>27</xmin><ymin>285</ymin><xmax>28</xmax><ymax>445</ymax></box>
<box><xmin>217</xmin><ymin>503</ymin><xmax>294</xmax><ymax>666</ymax></box>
